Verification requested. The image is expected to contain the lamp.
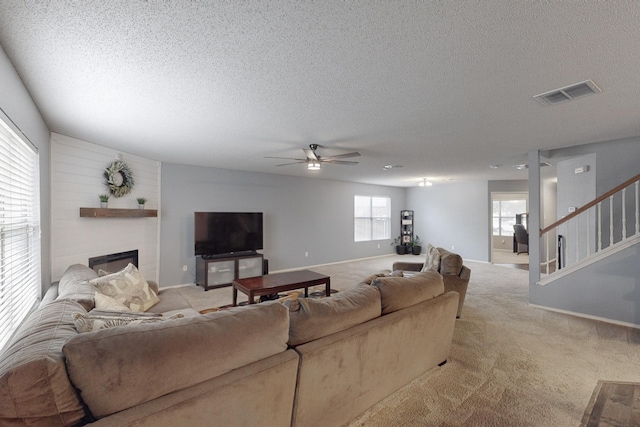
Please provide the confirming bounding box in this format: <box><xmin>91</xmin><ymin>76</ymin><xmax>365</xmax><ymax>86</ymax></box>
<box><xmin>307</xmin><ymin>160</ymin><xmax>321</xmax><ymax>170</ymax></box>
<box><xmin>418</xmin><ymin>178</ymin><xmax>432</xmax><ymax>187</ymax></box>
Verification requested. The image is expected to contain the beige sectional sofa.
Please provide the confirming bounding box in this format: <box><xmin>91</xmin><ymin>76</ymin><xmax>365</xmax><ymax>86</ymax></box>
<box><xmin>0</xmin><ymin>264</ymin><xmax>459</xmax><ymax>427</ymax></box>
<box><xmin>393</xmin><ymin>245</ymin><xmax>471</xmax><ymax>318</ymax></box>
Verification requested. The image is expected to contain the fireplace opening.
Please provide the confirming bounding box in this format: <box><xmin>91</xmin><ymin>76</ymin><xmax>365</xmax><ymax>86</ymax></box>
<box><xmin>88</xmin><ymin>250</ymin><xmax>138</xmax><ymax>274</ymax></box>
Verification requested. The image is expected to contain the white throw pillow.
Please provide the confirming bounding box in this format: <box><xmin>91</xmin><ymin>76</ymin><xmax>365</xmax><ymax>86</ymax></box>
<box><xmin>72</xmin><ymin>311</ymin><xmax>183</xmax><ymax>333</ymax></box>
<box><xmin>421</xmin><ymin>244</ymin><xmax>441</xmax><ymax>272</ymax></box>
<box><xmin>94</xmin><ymin>292</ymin><xmax>132</xmax><ymax>312</ymax></box>
<box><xmin>90</xmin><ymin>263</ymin><xmax>159</xmax><ymax>312</ymax></box>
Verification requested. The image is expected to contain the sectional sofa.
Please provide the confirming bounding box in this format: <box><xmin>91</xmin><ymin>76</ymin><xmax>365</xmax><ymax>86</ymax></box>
<box><xmin>0</xmin><ymin>264</ymin><xmax>459</xmax><ymax>427</ymax></box>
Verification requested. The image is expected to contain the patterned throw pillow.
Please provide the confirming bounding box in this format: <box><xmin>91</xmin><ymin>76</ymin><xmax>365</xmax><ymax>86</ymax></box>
<box><xmin>72</xmin><ymin>312</ymin><xmax>184</xmax><ymax>333</ymax></box>
<box><xmin>90</xmin><ymin>263</ymin><xmax>159</xmax><ymax>312</ymax></box>
<box><xmin>94</xmin><ymin>292</ymin><xmax>132</xmax><ymax>312</ymax></box>
<box><xmin>421</xmin><ymin>244</ymin><xmax>441</xmax><ymax>272</ymax></box>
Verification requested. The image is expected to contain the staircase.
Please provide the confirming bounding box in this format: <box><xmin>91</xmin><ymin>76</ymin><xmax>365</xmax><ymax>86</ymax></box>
<box><xmin>537</xmin><ymin>172</ymin><xmax>640</xmax><ymax>285</ymax></box>
<box><xmin>531</xmin><ymin>173</ymin><xmax>640</xmax><ymax>327</ymax></box>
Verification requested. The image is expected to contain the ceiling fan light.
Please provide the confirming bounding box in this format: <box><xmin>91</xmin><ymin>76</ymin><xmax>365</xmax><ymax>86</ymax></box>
<box><xmin>418</xmin><ymin>178</ymin><xmax>432</xmax><ymax>187</ymax></box>
<box><xmin>307</xmin><ymin>160</ymin><xmax>321</xmax><ymax>170</ymax></box>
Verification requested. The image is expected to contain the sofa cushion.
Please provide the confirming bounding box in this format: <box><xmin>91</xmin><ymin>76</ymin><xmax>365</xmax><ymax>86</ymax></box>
<box><xmin>284</xmin><ymin>284</ymin><xmax>381</xmax><ymax>346</ymax></box>
<box><xmin>57</xmin><ymin>264</ymin><xmax>99</xmax><ymax>311</ymax></box>
<box><xmin>437</xmin><ymin>248</ymin><xmax>463</xmax><ymax>275</ymax></box>
<box><xmin>372</xmin><ymin>271</ymin><xmax>445</xmax><ymax>314</ymax></box>
<box><xmin>63</xmin><ymin>301</ymin><xmax>289</xmax><ymax>418</ymax></box>
<box><xmin>146</xmin><ymin>287</ymin><xmax>193</xmax><ymax>313</ymax></box>
<box><xmin>90</xmin><ymin>263</ymin><xmax>159</xmax><ymax>312</ymax></box>
<box><xmin>0</xmin><ymin>299</ymin><xmax>89</xmax><ymax>427</ymax></box>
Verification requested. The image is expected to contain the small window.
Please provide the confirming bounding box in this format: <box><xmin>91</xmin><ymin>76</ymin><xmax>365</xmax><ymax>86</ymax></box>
<box><xmin>355</xmin><ymin>196</ymin><xmax>391</xmax><ymax>242</ymax></box>
<box><xmin>492</xmin><ymin>199</ymin><xmax>527</xmax><ymax>236</ymax></box>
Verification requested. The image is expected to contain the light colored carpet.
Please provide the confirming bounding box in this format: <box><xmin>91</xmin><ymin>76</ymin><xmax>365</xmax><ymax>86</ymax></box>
<box><xmin>492</xmin><ymin>249</ymin><xmax>529</xmax><ymax>265</ymax></box>
<box><xmin>171</xmin><ymin>254</ymin><xmax>640</xmax><ymax>426</ymax></box>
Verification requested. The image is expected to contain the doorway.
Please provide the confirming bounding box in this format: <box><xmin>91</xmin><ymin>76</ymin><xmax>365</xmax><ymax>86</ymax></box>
<box><xmin>491</xmin><ymin>192</ymin><xmax>529</xmax><ymax>266</ymax></box>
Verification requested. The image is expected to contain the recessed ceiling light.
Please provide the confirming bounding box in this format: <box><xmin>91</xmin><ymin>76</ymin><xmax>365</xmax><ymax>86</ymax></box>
<box><xmin>383</xmin><ymin>165</ymin><xmax>402</xmax><ymax>171</ymax></box>
<box><xmin>489</xmin><ymin>165</ymin><xmax>500</xmax><ymax>169</ymax></box>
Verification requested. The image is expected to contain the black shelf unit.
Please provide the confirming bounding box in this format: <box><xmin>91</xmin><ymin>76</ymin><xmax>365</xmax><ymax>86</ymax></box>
<box><xmin>401</xmin><ymin>210</ymin><xmax>414</xmax><ymax>252</ymax></box>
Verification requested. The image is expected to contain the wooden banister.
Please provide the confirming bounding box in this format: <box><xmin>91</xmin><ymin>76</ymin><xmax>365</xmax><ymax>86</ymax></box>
<box><xmin>540</xmin><ymin>172</ymin><xmax>640</xmax><ymax>236</ymax></box>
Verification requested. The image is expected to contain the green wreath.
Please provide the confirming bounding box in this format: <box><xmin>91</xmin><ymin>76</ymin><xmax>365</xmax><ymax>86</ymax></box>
<box><xmin>104</xmin><ymin>160</ymin><xmax>134</xmax><ymax>197</ymax></box>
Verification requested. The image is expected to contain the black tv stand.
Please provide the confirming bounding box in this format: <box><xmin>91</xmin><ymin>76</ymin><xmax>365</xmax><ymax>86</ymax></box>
<box><xmin>196</xmin><ymin>253</ymin><xmax>266</xmax><ymax>291</ymax></box>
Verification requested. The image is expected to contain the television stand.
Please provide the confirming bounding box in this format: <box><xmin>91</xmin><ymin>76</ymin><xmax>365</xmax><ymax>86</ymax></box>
<box><xmin>196</xmin><ymin>253</ymin><xmax>265</xmax><ymax>291</ymax></box>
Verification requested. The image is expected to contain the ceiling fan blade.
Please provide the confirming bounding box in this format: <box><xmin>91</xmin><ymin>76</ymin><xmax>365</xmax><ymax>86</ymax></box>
<box><xmin>303</xmin><ymin>148</ymin><xmax>318</xmax><ymax>161</ymax></box>
<box><xmin>321</xmin><ymin>159</ymin><xmax>359</xmax><ymax>165</ymax></box>
<box><xmin>265</xmin><ymin>156</ymin><xmax>307</xmax><ymax>161</ymax></box>
<box><xmin>321</xmin><ymin>152</ymin><xmax>361</xmax><ymax>160</ymax></box>
<box><xmin>275</xmin><ymin>161</ymin><xmax>306</xmax><ymax>167</ymax></box>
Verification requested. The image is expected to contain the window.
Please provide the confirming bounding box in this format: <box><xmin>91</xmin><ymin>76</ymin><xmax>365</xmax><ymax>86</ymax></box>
<box><xmin>354</xmin><ymin>196</ymin><xmax>390</xmax><ymax>241</ymax></box>
<box><xmin>492</xmin><ymin>198</ymin><xmax>527</xmax><ymax>236</ymax></box>
<box><xmin>0</xmin><ymin>115</ymin><xmax>41</xmax><ymax>351</ymax></box>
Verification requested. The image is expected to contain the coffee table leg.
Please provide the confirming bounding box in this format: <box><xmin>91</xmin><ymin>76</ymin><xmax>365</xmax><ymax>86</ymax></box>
<box><xmin>325</xmin><ymin>279</ymin><xmax>331</xmax><ymax>297</ymax></box>
<box><xmin>232</xmin><ymin>286</ymin><xmax>238</xmax><ymax>307</ymax></box>
<box><xmin>249</xmin><ymin>291</ymin><xmax>255</xmax><ymax>304</ymax></box>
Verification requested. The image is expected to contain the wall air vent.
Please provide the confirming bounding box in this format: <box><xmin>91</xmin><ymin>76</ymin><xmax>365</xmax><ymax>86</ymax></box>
<box><xmin>533</xmin><ymin>80</ymin><xmax>602</xmax><ymax>106</ymax></box>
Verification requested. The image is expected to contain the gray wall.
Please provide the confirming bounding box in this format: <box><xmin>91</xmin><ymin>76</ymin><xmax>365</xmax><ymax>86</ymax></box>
<box><xmin>406</xmin><ymin>181</ymin><xmax>488</xmax><ymax>262</ymax></box>
<box><xmin>160</xmin><ymin>163</ymin><xmax>406</xmax><ymax>286</ymax></box>
<box><xmin>530</xmin><ymin>244</ymin><xmax>640</xmax><ymax>326</ymax></box>
<box><xmin>0</xmin><ymin>46</ymin><xmax>51</xmax><ymax>293</ymax></box>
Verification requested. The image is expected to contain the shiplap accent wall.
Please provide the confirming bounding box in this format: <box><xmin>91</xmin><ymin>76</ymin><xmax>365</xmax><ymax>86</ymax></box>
<box><xmin>50</xmin><ymin>133</ymin><xmax>160</xmax><ymax>282</ymax></box>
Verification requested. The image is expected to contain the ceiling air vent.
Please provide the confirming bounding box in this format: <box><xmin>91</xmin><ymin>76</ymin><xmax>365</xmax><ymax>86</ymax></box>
<box><xmin>533</xmin><ymin>80</ymin><xmax>602</xmax><ymax>106</ymax></box>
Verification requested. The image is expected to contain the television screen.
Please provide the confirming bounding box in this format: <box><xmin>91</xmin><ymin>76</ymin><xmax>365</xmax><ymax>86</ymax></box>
<box><xmin>194</xmin><ymin>212</ymin><xmax>263</xmax><ymax>256</ymax></box>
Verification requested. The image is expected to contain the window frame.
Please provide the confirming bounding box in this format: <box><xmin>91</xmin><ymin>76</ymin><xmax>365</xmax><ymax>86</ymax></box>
<box><xmin>354</xmin><ymin>195</ymin><xmax>391</xmax><ymax>242</ymax></box>
<box><xmin>492</xmin><ymin>196</ymin><xmax>528</xmax><ymax>237</ymax></box>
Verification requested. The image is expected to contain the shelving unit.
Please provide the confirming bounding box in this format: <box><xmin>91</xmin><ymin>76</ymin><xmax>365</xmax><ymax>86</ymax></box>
<box><xmin>401</xmin><ymin>210</ymin><xmax>414</xmax><ymax>251</ymax></box>
<box><xmin>79</xmin><ymin>208</ymin><xmax>158</xmax><ymax>218</ymax></box>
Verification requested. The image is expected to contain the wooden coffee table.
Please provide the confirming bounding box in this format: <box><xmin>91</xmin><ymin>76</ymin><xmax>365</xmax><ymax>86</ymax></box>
<box><xmin>232</xmin><ymin>270</ymin><xmax>331</xmax><ymax>306</ymax></box>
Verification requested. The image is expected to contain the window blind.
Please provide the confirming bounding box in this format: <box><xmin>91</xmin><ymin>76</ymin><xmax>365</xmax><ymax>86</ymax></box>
<box><xmin>354</xmin><ymin>195</ymin><xmax>391</xmax><ymax>242</ymax></box>
<box><xmin>0</xmin><ymin>115</ymin><xmax>40</xmax><ymax>351</ymax></box>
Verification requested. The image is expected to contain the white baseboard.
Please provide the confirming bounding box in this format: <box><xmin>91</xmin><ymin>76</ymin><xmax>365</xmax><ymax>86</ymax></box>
<box><xmin>529</xmin><ymin>303</ymin><xmax>640</xmax><ymax>330</ymax></box>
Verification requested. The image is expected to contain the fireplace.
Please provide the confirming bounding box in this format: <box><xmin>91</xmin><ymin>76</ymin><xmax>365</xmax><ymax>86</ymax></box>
<box><xmin>88</xmin><ymin>250</ymin><xmax>138</xmax><ymax>274</ymax></box>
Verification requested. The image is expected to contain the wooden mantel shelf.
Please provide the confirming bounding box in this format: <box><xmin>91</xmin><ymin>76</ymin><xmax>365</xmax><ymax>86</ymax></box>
<box><xmin>80</xmin><ymin>208</ymin><xmax>158</xmax><ymax>218</ymax></box>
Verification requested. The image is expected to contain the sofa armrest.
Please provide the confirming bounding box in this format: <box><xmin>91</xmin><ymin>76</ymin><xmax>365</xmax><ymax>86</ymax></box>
<box><xmin>392</xmin><ymin>262</ymin><xmax>423</xmax><ymax>272</ymax></box>
<box><xmin>41</xmin><ymin>281</ymin><xmax>59</xmax><ymax>306</ymax></box>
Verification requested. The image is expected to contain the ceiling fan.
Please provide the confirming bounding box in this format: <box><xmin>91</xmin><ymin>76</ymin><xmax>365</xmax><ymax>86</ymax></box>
<box><xmin>265</xmin><ymin>144</ymin><xmax>360</xmax><ymax>170</ymax></box>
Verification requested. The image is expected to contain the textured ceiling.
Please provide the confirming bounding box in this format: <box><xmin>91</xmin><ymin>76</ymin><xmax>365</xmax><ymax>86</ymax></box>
<box><xmin>1</xmin><ymin>1</ymin><xmax>639</xmax><ymax>187</ymax></box>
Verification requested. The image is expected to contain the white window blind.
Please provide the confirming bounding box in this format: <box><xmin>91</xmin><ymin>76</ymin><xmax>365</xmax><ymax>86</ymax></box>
<box><xmin>354</xmin><ymin>195</ymin><xmax>391</xmax><ymax>242</ymax></box>
<box><xmin>0</xmin><ymin>115</ymin><xmax>40</xmax><ymax>351</ymax></box>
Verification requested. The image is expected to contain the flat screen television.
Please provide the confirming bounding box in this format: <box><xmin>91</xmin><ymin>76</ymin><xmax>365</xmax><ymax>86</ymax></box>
<box><xmin>194</xmin><ymin>212</ymin><xmax>263</xmax><ymax>257</ymax></box>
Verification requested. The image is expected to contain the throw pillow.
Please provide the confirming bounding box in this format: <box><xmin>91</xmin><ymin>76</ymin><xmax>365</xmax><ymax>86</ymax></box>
<box><xmin>94</xmin><ymin>292</ymin><xmax>132</xmax><ymax>312</ymax></box>
<box><xmin>421</xmin><ymin>244</ymin><xmax>441</xmax><ymax>272</ymax></box>
<box><xmin>72</xmin><ymin>312</ymin><xmax>184</xmax><ymax>333</ymax></box>
<box><xmin>90</xmin><ymin>263</ymin><xmax>159</xmax><ymax>312</ymax></box>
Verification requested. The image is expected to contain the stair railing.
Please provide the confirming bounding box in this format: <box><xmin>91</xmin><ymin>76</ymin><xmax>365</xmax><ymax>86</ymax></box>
<box><xmin>539</xmin><ymin>172</ymin><xmax>640</xmax><ymax>274</ymax></box>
